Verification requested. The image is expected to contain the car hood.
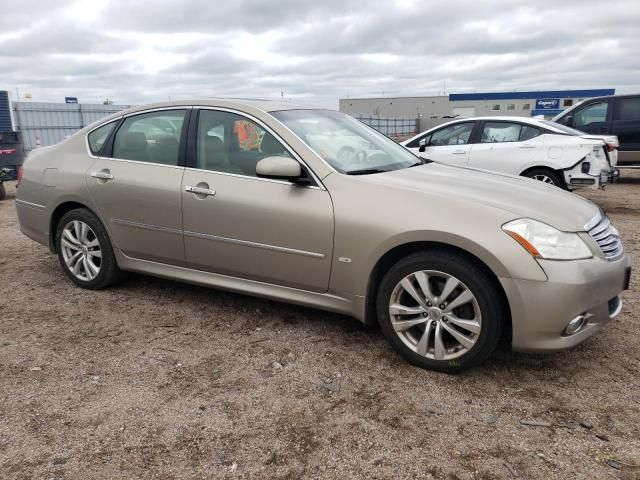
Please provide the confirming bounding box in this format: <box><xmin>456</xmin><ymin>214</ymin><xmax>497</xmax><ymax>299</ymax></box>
<box><xmin>365</xmin><ymin>162</ymin><xmax>599</xmax><ymax>232</ymax></box>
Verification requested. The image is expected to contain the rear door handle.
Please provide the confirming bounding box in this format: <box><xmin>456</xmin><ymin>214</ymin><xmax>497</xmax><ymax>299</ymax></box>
<box><xmin>185</xmin><ymin>185</ymin><xmax>216</xmax><ymax>196</ymax></box>
<box><xmin>519</xmin><ymin>144</ymin><xmax>537</xmax><ymax>149</ymax></box>
<box><xmin>90</xmin><ymin>171</ymin><xmax>114</xmax><ymax>180</ymax></box>
<box><xmin>599</xmin><ymin>127</ymin><xmax>610</xmax><ymax>133</ymax></box>
<box><xmin>452</xmin><ymin>150</ymin><xmax>467</xmax><ymax>155</ymax></box>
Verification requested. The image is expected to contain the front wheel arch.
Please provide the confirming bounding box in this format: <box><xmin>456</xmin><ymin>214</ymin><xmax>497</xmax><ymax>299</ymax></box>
<box><xmin>365</xmin><ymin>241</ymin><xmax>511</xmax><ymax>347</ymax></box>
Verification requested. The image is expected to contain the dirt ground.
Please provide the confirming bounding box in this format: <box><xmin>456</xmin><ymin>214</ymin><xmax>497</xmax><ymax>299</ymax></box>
<box><xmin>1</xmin><ymin>174</ymin><xmax>640</xmax><ymax>480</ymax></box>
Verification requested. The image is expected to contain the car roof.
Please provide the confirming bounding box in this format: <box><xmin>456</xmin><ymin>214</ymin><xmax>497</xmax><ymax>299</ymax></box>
<box><xmin>116</xmin><ymin>98</ymin><xmax>322</xmax><ymax>116</ymax></box>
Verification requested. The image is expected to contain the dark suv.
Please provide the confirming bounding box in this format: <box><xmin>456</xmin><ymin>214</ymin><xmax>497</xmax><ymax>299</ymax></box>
<box><xmin>553</xmin><ymin>94</ymin><xmax>640</xmax><ymax>166</ymax></box>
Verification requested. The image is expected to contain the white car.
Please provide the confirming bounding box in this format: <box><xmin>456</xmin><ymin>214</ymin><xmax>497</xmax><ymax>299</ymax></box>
<box><xmin>401</xmin><ymin>117</ymin><xmax>619</xmax><ymax>190</ymax></box>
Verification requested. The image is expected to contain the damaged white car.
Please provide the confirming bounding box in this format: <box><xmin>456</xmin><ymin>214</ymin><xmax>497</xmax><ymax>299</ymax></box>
<box><xmin>402</xmin><ymin>116</ymin><xmax>618</xmax><ymax>190</ymax></box>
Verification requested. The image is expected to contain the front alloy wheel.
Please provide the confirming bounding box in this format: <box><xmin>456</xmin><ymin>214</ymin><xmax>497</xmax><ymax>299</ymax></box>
<box><xmin>389</xmin><ymin>270</ymin><xmax>481</xmax><ymax>361</ymax></box>
<box><xmin>376</xmin><ymin>250</ymin><xmax>505</xmax><ymax>372</ymax></box>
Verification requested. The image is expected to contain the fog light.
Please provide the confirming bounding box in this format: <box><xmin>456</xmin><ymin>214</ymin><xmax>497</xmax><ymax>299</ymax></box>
<box><xmin>569</xmin><ymin>178</ymin><xmax>595</xmax><ymax>185</ymax></box>
<box><xmin>564</xmin><ymin>315</ymin><xmax>587</xmax><ymax>336</ymax></box>
<box><xmin>581</xmin><ymin>162</ymin><xmax>591</xmax><ymax>173</ymax></box>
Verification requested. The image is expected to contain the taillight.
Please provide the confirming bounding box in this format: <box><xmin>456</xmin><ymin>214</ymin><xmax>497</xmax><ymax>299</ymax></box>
<box><xmin>607</xmin><ymin>143</ymin><xmax>617</xmax><ymax>152</ymax></box>
<box><xmin>16</xmin><ymin>165</ymin><xmax>23</xmax><ymax>187</ymax></box>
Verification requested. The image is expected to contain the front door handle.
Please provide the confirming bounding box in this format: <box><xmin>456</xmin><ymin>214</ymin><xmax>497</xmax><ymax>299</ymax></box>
<box><xmin>452</xmin><ymin>149</ymin><xmax>467</xmax><ymax>155</ymax></box>
<box><xmin>185</xmin><ymin>185</ymin><xmax>216</xmax><ymax>197</ymax></box>
<box><xmin>519</xmin><ymin>144</ymin><xmax>537</xmax><ymax>149</ymax></box>
<box><xmin>600</xmin><ymin>127</ymin><xmax>609</xmax><ymax>133</ymax></box>
<box><xmin>90</xmin><ymin>171</ymin><xmax>114</xmax><ymax>180</ymax></box>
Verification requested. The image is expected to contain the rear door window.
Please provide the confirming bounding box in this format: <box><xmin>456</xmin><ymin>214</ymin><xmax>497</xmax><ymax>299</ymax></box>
<box><xmin>615</xmin><ymin>97</ymin><xmax>640</xmax><ymax>121</ymax></box>
<box><xmin>112</xmin><ymin>110</ymin><xmax>187</xmax><ymax>165</ymax></box>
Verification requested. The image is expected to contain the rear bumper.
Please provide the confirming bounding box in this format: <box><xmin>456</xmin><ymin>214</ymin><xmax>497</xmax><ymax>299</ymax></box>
<box><xmin>501</xmin><ymin>254</ymin><xmax>631</xmax><ymax>352</ymax></box>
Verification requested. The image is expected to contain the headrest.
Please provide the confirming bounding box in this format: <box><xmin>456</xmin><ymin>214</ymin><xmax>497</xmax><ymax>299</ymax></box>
<box><xmin>260</xmin><ymin>134</ymin><xmax>285</xmax><ymax>155</ymax></box>
<box><xmin>123</xmin><ymin>132</ymin><xmax>148</xmax><ymax>152</ymax></box>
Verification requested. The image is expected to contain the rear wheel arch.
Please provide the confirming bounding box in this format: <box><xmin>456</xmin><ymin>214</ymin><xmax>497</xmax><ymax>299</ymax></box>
<box><xmin>520</xmin><ymin>166</ymin><xmax>565</xmax><ymax>188</ymax></box>
<box><xmin>364</xmin><ymin>241</ymin><xmax>512</xmax><ymax>345</ymax></box>
<box><xmin>49</xmin><ymin>201</ymin><xmax>98</xmax><ymax>253</ymax></box>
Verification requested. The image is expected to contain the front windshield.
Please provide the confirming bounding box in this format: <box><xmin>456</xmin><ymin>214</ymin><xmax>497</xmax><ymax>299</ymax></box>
<box><xmin>271</xmin><ymin>109</ymin><xmax>421</xmax><ymax>174</ymax></box>
<box><xmin>539</xmin><ymin>120</ymin><xmax>586</xmax><ymax>136</ymax></box>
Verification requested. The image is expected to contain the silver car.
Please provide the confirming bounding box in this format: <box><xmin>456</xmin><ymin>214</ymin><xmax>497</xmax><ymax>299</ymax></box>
<box><xmin>15</xmin><ymin>100</ymin><xmax>632</xmax><ymax>372</ymax></box>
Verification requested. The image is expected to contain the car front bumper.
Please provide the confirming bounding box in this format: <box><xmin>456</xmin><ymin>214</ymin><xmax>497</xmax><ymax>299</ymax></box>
<box><xmin>500</xmin><ymin>254</ymin><xmax>631</xmax><ymax>352</ymax></box>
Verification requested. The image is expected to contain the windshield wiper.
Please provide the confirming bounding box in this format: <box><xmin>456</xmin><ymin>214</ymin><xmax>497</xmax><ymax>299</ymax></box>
<box><xmin>408</xmin><ymin>159</ymin><xmax>428</xmax><ymax>167</ymax></box>
<box><xmin>345</xmin><ymin>168</ymin><xmax>390</xmax><ymax>175</ymax></box>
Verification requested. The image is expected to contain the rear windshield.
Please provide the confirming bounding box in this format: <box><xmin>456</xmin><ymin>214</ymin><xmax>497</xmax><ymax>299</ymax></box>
<box><xmin>539</xmin><ymin>120</ymin><xmax>586</xmax><ymax>136</ymax></box>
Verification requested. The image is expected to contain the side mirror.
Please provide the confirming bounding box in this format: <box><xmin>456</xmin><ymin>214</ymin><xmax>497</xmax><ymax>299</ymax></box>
<box><xmin>564</xmin><ymin>115</ymin><xmax>573</xmax><ymax>126</ymax></box>
<box><xmin>256</xmin><ymin>156</ymin><xmax>309</xmax><ymax>185</ymax></box>
<box><xmin>418</xmin><ymin>138</ymin><xmax>427</xmax><ymax>152</ymax></box>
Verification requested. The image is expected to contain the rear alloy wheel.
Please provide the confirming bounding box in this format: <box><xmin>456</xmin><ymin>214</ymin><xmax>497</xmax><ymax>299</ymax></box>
<box><xmin>376</xmin><ymin>250</ymin><xmax>505</xmax><ymax>373</ymax></box>
<box><xmin>56</xmin><ymin>208</ymin><xmax>124</xmax><ymax>289</ymax></box>
<box><xmin>523</xmin><ymin>168</ymin><xmax>562</xmax><ymax>188</ymax></box>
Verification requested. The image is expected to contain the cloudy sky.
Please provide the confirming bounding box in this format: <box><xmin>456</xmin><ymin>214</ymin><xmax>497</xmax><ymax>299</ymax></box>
<box><xmin>1</xmin><ymin>0</ymin><xmax>639</xmax><ymax>108</ymax></box>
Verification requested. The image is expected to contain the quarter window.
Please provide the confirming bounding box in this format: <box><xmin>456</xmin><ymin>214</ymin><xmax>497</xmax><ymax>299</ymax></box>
<box><xmin>429</xmin><ymin>123</ymin><xmax>475</xmax><ymax>146</ymax></box>
<box><xmin>112</xmin><ymin>110</ymin><xmax>186</xmax><ymax>165</ymax></box>
<box><xmin>573</xmin><ymin>101</ymin><xmax>609</xmax><ymax>126</ymax></box>
<box><xmin>196</xmin><ymin>110</ymin><xmax>292</xmax><ymax>177</ymax></box>
<box><xmin>481</xmin><ymin>122</ymin><xmax>541</xmax><ymax>143</ymax></box>
<box><xmin>88</xmin><ymin>121</ymin><xmax>117</xmax><ymax>155</ymax></box>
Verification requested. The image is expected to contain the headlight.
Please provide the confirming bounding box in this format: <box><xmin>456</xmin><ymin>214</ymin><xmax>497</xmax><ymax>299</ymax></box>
<box><xmin>502</xmin><ymin>218</ymin><xmax>592</xmax><ymax>260</ymax></box>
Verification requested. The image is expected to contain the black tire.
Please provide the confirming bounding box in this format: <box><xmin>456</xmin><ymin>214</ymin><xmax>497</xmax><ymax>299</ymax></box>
<box><xmin>522</xmin><ymin>168</ymin><xmax>564</xmax><ymax>189</ymax></box>
<box><xmin>0</xmin><ymin>183</ymin><xmax>6</xmax><ymax>201</ymax></box>
<box><xmin>376</xmin><ymin>250</ymin><xmax>506</xmax><ymax>373</ymax></box>
<box><xmin>55</xmin><ymin>208</ymin><xmax>124</xmax><ymax>290</ymax></box>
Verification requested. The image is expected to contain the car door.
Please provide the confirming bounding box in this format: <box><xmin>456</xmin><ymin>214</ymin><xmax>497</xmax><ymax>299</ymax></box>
<box><xmin>611</xmin><ymin>96</ymin><xmax>640</xmax><ymax>164</ymax></box>
<box><xmin>85</xmin><ymin>108</ymin><xmax>189</xmax><ymax>266</ymax></box>
<box><xmin>468</xmin><ymin>121</ymin><xmax>543</xmax><ymax>174</ymax></box>
<box><xmin>409</xmin><ymin>122</ymin><xmax>476</xmax><ymax>166</ymax></box>
<box><xmin>181</xmin><ymin>108</ymin><xmax>334</xmax><ymax>293</ymax></box>
<box><xmin>568</xmin><ymin>99</ymin><xmax>612</xmax><ymax>135</ymax></box>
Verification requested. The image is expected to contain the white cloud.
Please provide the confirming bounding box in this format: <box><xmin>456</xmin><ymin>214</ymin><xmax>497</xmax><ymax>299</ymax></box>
<box><xmin>0</xmin><ymin>0</ymin><xmax>638</xmax><ymax>108</ymax></box>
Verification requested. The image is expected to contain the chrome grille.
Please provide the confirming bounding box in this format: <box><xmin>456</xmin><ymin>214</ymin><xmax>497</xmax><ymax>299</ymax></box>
<box><xmin>585</xmin><ymin>213</ymin><xmax>623</xmax><ymax>261</ymax></box>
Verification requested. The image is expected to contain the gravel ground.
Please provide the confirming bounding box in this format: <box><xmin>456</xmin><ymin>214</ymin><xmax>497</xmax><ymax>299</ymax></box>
<box><xmin>1</xmin><ymin>176</ymin><xmax>639</xmax><ymax>480</ymax></box>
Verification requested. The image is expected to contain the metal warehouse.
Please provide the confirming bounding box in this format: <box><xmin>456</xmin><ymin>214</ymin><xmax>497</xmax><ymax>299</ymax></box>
<box><xmin>339</xmin><ymin>88</ymin><xmax>615</xmax><ymax>132</ymax></box>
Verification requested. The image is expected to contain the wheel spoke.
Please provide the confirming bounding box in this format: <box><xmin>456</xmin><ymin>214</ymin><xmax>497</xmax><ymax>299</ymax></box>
<box><xmin>85</xmin><ymin>257</ymin><xmax>99</xmax><ymax>277</ymax></box>
<box><xmin>80</xmin><ymin>222</ymin><xmax>89</xmax><ymax>244</ymax></box>
<box><xmin>63</xmin><ymin>228</ymin><xmax>80</xmax><ymax>245</ymax></box>
<box><xmin>86</xmin><ymin>239</ymin><xmax>100</xmax><ymax>248</ymax></box>
<box><xmin>71</xmin><ymin>253</ymin><xmax>83</xmax><ymax>275</ymax></box>
<box><xmin>441</xmin><ymin>321</ymin><xmax>475</xmax><ymax>349</ymax></box>
<box><xmin>88</xmin><ymin>249</ymin><xmax>102</xmax><ymax>259</ymax></box>
<box><xmin>445</xmin><ymin>314</ymin><xmax>480</xmax><ymax>334</ymax></box>
<box><xmin>82</xmin><ymin>257</ymin><xmax>94</xmax><ymax>280</ymax></box>
<box><xmin>390</xmin><ymin>303</ymin><xmax>425</xmax><ymax>316</ymax></box>
<box><xmin>434</xmin><ymin>323</ymin><xmax>445</xmax><ymax>360</ymax></box>
<box><xmin>443</xmin><ymin>289</ymin><xmax>474</xmax><ymax>313</ymax></box>
<box><xmin>73</xmin><ymin>221</ymin><xmax>82</xmax><ymax>243</ymax></box>
<box><xmin>392</xmin><ymin>317</ymin><xmax>427</xmax><ymax>332</ymax></box>
<box><xmin>61</xmin><ymin>238</ymin><xmax>81</xmax><ymax>251</ymax></box>
<box><xmin>416</xmin><ymin>322</ymin><xmax>433</xmax><ymax>356</ymax></box>
<box><xmin>400</xmin><ymin>278</ymin><xmax>428</xmax><ymax>309</ymax></box>
<box><xmin>438</xmin><ymin>276</ymin><xmax>459</xmax><ymax>304</ymax></box>
<box><xmin>414</xmin><ymin>271</ymin><xmax>437</xmax><ymax>304</ymax></box>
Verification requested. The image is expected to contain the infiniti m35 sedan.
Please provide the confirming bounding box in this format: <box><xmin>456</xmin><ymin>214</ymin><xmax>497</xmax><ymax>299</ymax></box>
<box><xmin>15</xmin><ymin>100</ymin><xmax>631</xmax><ymax>372</ymax></box>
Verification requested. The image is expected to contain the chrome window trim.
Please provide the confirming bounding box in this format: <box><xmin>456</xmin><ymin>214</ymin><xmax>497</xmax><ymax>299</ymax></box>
<box><xmin>192</xmin><ymin>106</ymin><xmax>327</xmax><ymax>190</ymax></box>
<box><xmin>183</xmin><ymin>230</ymin><xmax>326</xmax><ymax>259</ymax></box>
<box><xmin>183</xmin><ymin>167</ymin><xmax>323</xmax><ymax>190</ymax></box>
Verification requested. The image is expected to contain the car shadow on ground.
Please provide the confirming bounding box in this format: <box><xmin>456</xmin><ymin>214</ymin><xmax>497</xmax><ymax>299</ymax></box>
<box><xmin>117</xmin><ymin>272</ymin><xmax>581</xmax><ymax>376</ymax></box>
